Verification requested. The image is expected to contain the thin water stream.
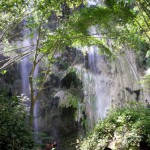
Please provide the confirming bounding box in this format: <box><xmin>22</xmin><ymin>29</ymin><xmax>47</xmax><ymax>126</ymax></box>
<box><xmin>20</xmin><ymin>20</ymin><xmax>40</xmax><ymax>141</ymax></box>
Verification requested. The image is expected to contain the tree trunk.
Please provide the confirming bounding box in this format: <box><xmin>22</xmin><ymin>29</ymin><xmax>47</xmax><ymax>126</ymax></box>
<box><xmin>29</xmin><ymin>75</ymin><xmax>36</xmax><ymax>127</ymax></box>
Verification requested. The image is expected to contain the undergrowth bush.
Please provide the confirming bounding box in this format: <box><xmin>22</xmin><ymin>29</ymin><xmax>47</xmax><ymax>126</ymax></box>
<box><xmin>79</xmin><ymin>102</ymin><xmax>150</xmax><ymax>150</ymax></box>
<box><xmin>0</xmin><ymin>94</ymin><xmax>35</xmax><ymax>150</ymax></box>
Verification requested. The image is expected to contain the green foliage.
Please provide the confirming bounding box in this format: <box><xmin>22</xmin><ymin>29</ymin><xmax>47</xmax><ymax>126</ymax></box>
<box><xmin>0</xmin><ymin>94</ymin><xmax>35</xmax><ymax>150</ymax></box>
<box><xmin>140</xmin><ymin>69</ymin><xmax>150</xmax><ymax>88</ymax></box>
<box><xmin>104</xmin><ymin>0</ymin><xmax>150</xmax><ymax>68</ymax></box>
<box><xmin>64</xmin><ymin>0</ymin><xmax>150</xmax><ymax>69</ymax></box>
<box><xmin>58</xmin><ymin>91</ymin><xmax>79</xmax><ymax>121</ymax></box>
<box><xmin>136</xmin><ymin>42</ymin><xmax>150</xmax><ymax>69</ymax></box>
<box><xmin>59</xmin><ymin>92</ymin><xmax>78</xmax><ymax>109</ymax></box>
<box><xmin>0</xmin><ymin>70</ymin><xmax>7</xmax><ymax>75</ymax></box>
<box><xmin>80</xmin><ymin>102</ymin><xmax>150</xmax><ymax>150</ymax></box>
<box><xmin>68</xmin><ymin>3</ymin><xmax>134</xmax><ymax>39</ymax></box>
<box><xmin>0</xmin><ymin>0</ymin><xmax>149</xmax><ymax>68</ymax></box>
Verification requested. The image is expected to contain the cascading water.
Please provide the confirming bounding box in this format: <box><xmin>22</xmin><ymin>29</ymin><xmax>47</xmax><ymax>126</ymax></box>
<box><xmin>76</xmin><ymin>47</ymin><xmax>111</xmax><ymax>125</ymax></box>
<box><xmin>20</xmin><ymin>46</ymin><xmax>31</xmax><ymax>98</ymax></box>
<box><xmin>19</xmin><ymin>21</ymin><xmax>31</xmax><ymax>98</ymax></box>
<box><xmin>75</xmin><ymin>0</ymin><xmax>111</xmax><ymax>126</ymax></box>
<box><xmin>19</xmin><ymin>20</ymin><xmax>40</xmax><ymax>141</ymax></box>
<box><xmin>88</xmin><ymin>48</ymin><xmax>111</xmax><ymax>120</ymax></box>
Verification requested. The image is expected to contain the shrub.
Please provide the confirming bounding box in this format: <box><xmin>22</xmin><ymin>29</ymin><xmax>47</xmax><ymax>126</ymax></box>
<box><xmin>0</xmin><ymin>94</ymin><xmax>35</xmax><ymax>150</ymax></box>
<box><xmin>79</xmin><ymin>102</ymin><xmax>150</xmax><ymax>150</ymax></box>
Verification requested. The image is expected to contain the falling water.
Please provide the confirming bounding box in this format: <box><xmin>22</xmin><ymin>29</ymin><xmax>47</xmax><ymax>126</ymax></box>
<box><xmin>20</xmin><ymin>20</ymin><xmax>40</xmax><ymax>141</ymax></box>
<box><xmin>75</xmin><ymin>0</ymin><xmax>111</xmax><ymax>125</ymax></box>
<box><xmin>76</xmin><ymin>46</ymin><xmax>111</xmax><ymax>124</ymax></box>
<box><xmin>20</xmin><ymin>22</ymin><xmax>32</xmax><ymax>98</ymax></box>
<box><xmin>88</xmin><ymin>48</ymin><xmax>111</xmax><ymax>120</ymax></box>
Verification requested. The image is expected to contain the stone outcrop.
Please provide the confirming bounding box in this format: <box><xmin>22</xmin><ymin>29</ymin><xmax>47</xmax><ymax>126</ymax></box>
<box><xmin>0</xmin><ymin>45</ymin><xmax>149</xmax><ymax>150</ymax></box>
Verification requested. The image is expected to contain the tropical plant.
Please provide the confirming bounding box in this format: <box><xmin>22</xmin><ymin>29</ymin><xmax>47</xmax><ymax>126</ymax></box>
<box><xmin>79</xmin><ymin>102</ymin><xmax>150</xmax><ymax>150</ymax></box>
<box><xmin>67</xmin><ymin>0</ymin><xmax>150</xmax><ymax>87</ymax></box>
<box><xmin>0</xmin><ymin>94</ymin><xmax>35</xmax><ymax>150</ymax></box>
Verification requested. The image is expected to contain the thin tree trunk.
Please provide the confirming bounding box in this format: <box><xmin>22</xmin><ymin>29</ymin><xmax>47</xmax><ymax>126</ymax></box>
<box><xmin>28</xmin><ymin>15</ymin><xmax>43</xmax><ymax>127</ymax></box>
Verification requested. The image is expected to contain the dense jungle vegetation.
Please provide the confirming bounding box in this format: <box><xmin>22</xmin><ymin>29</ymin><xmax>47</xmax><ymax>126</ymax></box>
<box><xmin>0</xmin><ymin>0</ymin><xmax>150</xmax><ymax>149</ymax></box>
<box><xmin>79</xmin><ymin>102</ymin><xmax>150</xmax><ymax>150</ymax></box>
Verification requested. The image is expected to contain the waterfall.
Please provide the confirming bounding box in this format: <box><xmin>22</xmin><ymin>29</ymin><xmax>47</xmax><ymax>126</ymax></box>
<box><xmin>75</xmin><ymin>0</ymin><xmax>111</xmax><ymax>126</ymax></box>
<box><xmin>89</xmin><ymin>49</ymin><xmax>111</xmax><ymax>119</ymax></box>
<box><xmin>20</xmin><ymin>22</ymin><xmax>32</xmax><ymax>98</ymax></box>
<box><xmin>19</xmin><ymin>37</ymin><xmax>32</xmax><ymax>126</ymax></box>
<box><xmin>19</xmin><ymin>20</ymin><xmax>40</xmax><ymax>141</ymax></box>
<box><xmin>76</xmin><ymin>47</ymin><xmax>111</xmax><ymax>125</ymax></box>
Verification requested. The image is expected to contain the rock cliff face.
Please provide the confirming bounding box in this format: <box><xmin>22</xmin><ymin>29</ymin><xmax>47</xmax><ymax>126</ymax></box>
<box><xmin>32</xmin><ymin>46</ymin><xmax>149</xmax><ymax>149</ymax></box>
<box><xmin>0</xmin><ymin>45</ymin><xmax>149</xmax><ymax>149</ymax></box>
<box><xmin>109</xmin><ymin>48</ymin><xmax>149</xmax><ymax>105</ymax></box>
<box><xmin>69</xmin><ymin>47</ymin><xmax>149</xmax><ymax>130</ymax></box>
